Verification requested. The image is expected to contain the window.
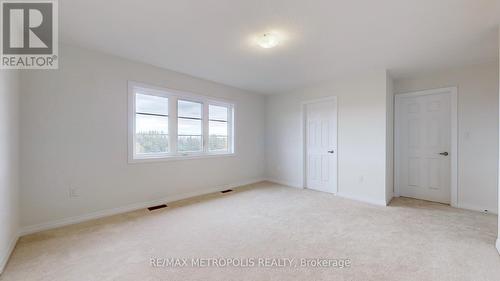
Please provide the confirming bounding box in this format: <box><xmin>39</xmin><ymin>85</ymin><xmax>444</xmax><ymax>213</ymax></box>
<box><xmin>178</xmin><ymin>100</ymin><xmax>203</xmax><ymax>152</ymax></box>
<box><xmin>209</xmin><ymin>104</ymin><xmax>229</xmax><ymax>152</ymax></box>
<box><xmin>129</xmin><ymin>82</ymin><xmax>234</xmax><ymax>161</ymax></box>
<box><xmin>135</xmin><ymin>93</ymin><xmax>169</xmax><ymax>155</ymax></box>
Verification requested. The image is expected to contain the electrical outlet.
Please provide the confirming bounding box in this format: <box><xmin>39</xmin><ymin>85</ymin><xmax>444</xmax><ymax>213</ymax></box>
<box><xmin>464</xmin><ymin>131</ymin><xmax>471</xmax><ymax>140</ymax></box>
<box><xmin>69</xmin><ymin>186</ymin><xmax>80</xmax><ymax>198</ymax></box>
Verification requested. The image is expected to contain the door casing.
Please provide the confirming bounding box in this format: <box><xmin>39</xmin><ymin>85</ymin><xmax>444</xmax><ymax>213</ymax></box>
<box><xmin>394</xmin><ymin>87</ymin><xmax>458</xmax><ymax>207</ymax></box>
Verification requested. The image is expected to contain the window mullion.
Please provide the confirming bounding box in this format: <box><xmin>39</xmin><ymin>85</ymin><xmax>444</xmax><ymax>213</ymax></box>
<box><xmin>169</xmin><ymin>96</ymin><xmax>178</xmax><ymax>154</ymax></box>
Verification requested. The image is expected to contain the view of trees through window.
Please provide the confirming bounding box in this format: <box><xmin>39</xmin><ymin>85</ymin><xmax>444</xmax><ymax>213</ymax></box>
<box><xmin>132</xmin><ymin>86</ymin><xmax>233</xmax><ymax>158</ymax></box>
<box><xmin>209</xmin><ymin>104</ymin><xmax>229</xmax><ymax>151</ymax></box>
<box><xmin>177</xmin><ymin>100</ymin><xmax>203</xmax><ymax>152</ymax></box>
<box><xmin>135</xmin><ymin>93</ymin><xmax>169</xmax><ymax>154</ymax></box>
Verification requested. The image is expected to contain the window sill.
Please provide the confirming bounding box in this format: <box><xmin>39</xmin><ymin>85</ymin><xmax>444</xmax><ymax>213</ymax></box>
<box><xmin>128</xmin><ymin>152</ymin><xmax>236</xmax><ymax>164</ymax></box>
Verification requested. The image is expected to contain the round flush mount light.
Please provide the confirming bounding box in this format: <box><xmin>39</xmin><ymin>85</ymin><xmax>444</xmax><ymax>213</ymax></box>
<box><xmin>256</xmin><ymin>32</ymin><xmax>280</xmax><ymax>49</ymax></box>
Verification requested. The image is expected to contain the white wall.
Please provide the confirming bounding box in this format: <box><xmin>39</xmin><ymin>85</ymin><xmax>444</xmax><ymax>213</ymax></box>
<box><xmin>0</xmin><ymin>70</ymin><xmax>20</xmax><ymax>273</ymax></box>
<box><xmin>394</xmin><ymin>63</ymin><xmax>499</xmax><ymax>213</ymax></box>
<box><xmin>19</xmin><ymin>44</ymin><xmax>266</xmax><ymax>231</ymax></box>
<box><xmin>265</xmin><ymin>70</ymin><xmax>390</xmax><ymax>205</ymax></box>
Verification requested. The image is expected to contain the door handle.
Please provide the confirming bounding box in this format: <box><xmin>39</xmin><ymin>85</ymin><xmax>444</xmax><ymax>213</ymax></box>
<box><xmin>327</xmin><ymin>150</ymin><xmax>335</xmax><ymax>154</ymax></box>
<box><xmin>439</xmin><ymin>152</ymin><xmax>449</xmax><ymax>156</ymax></box>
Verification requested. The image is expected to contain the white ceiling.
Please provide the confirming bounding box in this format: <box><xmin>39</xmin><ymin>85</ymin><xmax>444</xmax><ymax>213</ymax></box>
<box><xmin>61</xmin><ymin>0</ymin><xmax>500</xmax><ymax>94</ymax></box>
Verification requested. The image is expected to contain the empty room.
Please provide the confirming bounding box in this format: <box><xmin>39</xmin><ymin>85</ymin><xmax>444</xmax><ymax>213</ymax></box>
<box><xmin>1</xmin><ymin>0</ymin><xmax>500</xmax><ymax>280</ymax></box>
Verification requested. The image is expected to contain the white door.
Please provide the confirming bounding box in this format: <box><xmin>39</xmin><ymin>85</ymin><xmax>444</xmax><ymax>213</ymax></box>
<box><xmin>396</xmin><ymin>91</ymin><xmax>452</xmax><ymax>204</ymax></box>
<box><xmin>305</xmin><ymin>98</ymin><xmax>337</xmax><ymax>193</ymax></box>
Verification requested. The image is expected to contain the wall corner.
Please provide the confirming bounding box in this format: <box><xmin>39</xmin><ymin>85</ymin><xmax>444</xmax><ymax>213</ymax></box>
<box><xmin>497</xmin><ymin>24</ymin><xmax>500</xmax><ymax>255</ymax></box>
<box><xmin>385</xmin><ymin>70</ymin><xmax>395</xmax><ymax>204</ymax></box>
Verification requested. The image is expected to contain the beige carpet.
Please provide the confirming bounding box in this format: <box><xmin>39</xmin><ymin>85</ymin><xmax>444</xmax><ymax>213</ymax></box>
<box><xmin>1</xmin><ymin>182</ymin><xmax>499</xmax><ymax>281</ymax></box>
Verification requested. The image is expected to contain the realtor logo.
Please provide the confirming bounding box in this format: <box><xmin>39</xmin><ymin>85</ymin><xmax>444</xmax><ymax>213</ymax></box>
<box><xmin>1</xmin><ymin>0</ymin><xmax>58</xmax><ymax>69</ymax></box>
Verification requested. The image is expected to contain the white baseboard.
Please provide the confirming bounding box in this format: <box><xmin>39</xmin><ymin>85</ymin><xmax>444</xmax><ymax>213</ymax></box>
<box><xmin>0</xmin><ymin>234</ymin><xmax>19</xmax><ymax>275</ymax></box>
<box><xmin>393</xmin><ymin>196</ymin><xmax>498</xmax><ymax>214</ymax></box>
<box><xmin>385</xmin><ymin>195</ymin><xmax>394</xmax><ymax>206</ymax></box>
<box><xmin>265</xmin><ymin>178</ymin><xmax>303</xmax><ymax>189</ymax></box>
<box><xmin>496</xmin><ymin>238</ymin><xmax>500</xmax><ymax>255</ymax></box>
<box><xmin>457</xmin><ymin>203</ymin><xmax>498</xmax><ymax>215</ymax></box>
<box><xmin>19</xmin><ymin>178</ymin><xmax>265</xmax><ymax>236</ymax></box>
<box><xmin>266</xmin><ymin>179</ymin><xmax>387</xmax><ymax>207</ymax></box>
<box><xmin>336</xmin><ymin>192</ymin><xmax>387</xmax><ymax>207</ymax></box>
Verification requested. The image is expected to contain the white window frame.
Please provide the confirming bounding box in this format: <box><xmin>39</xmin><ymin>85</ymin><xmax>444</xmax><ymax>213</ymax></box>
<box><xmin>128</xmin><ymin>81</ymin><xmax>235</xmax><ymax>163</ymax></box>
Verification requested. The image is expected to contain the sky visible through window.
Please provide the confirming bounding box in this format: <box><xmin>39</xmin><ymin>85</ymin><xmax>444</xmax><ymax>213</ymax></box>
<box><xmin>209</xmin><ymin>105</ymin><xmax>228</xmax><ymax>135</ymax></box>
<box><xmin>178</xmin><ymin>100</ymin><xmax>202</xmax><ymax>135</ymax></box>
<box><xmin>135</xmin><ymin>93</ymin><xmax>168</xmax><ymax>134</ymax></box>
<box><xmin>209</xmin><ymin>105</ymin><xmax>228</xmax><ymax>151</ymax></box>
<box><xmin>134</xmin><ymin>90</ymin><xmax>232</xmax><ymax>155</ymax></box>
<box><xmin>135</xmin><ymin>93</ymin><xmax>169</xmax><ymax>154</ymax></box>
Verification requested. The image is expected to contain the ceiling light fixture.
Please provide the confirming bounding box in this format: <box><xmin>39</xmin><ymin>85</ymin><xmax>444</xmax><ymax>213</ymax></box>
<box><xmin>256</xmin><ymin>33</ymin><xmax>280</xmax><ymax>49</ymax></box>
